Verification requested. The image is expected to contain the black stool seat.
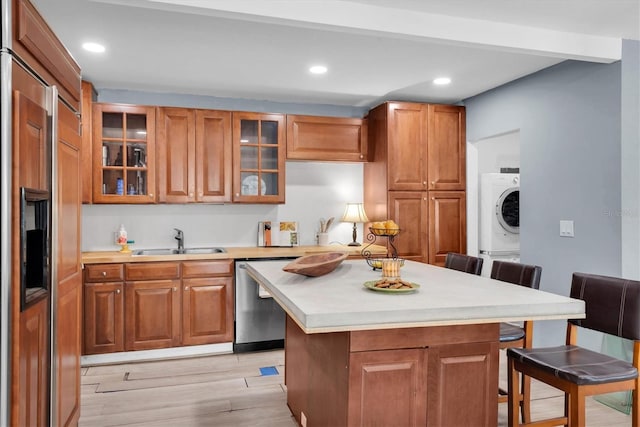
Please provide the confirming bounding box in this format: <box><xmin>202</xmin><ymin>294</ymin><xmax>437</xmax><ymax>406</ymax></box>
<box><xmin>508</xmin><ymin>345</ymin><xmax>638</xmax><ymax>386</ymax></box>
<box><xmin>500</xmin><ymin>323</ymin><xmax>525</xmax><ymax>342</ymax></box>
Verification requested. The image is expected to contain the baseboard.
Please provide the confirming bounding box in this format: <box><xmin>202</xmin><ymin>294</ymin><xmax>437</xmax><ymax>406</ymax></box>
<box><xmin>81</xmin><ymin>342</ymin><xmax>233</xmax><ymax>366</ymax></box>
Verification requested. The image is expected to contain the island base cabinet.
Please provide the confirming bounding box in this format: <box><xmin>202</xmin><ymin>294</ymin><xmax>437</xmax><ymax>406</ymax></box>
<box><xmin>284</xmin><ymin>316</ymin><xmax>499</xmax><ymax>427</ymax></box>
<box><xmin>427</xmin><ymin>342</ymin><xmax>498</xmax><ymax>426</ymax></box>
<box><xmin>349</xmin><ymin>349</ymin><xmax>427</xmax><ymax>427</ymax></box>
<box><xmin>285</xmin><ymin>316</ymin><xmax>309</xmax><ymax>426</ymax></box>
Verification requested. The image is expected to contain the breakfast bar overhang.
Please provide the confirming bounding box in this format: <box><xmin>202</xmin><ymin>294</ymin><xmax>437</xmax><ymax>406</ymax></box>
<box><xmin>246</xmin><ymin>259</ymin><xmax>585</xmax><ymax>426</ymax></box>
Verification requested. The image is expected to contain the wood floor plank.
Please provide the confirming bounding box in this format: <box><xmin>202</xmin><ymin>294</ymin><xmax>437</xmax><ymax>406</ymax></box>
<box><xmin>96</xmin><ymin>375</ymin><xmax>247</xmax><ymax>393</ymax></box>
<box><xmin>82</xmin><ymin>373</ymin><xmax>127</xmax><ymax>385</ymax></box>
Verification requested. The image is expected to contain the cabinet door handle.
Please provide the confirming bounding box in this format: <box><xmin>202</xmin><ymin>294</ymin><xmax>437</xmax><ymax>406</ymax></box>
<box><xmin>184</xmin><ymin>286</ymin><xmax>189</xmax><ymax>291</ymax></box>
<box><xmin>431</xmin><ymin>181</ymin><xmax>435</xmax><ymax>185</ymax></box>
<box><xmin>359</xmin><ymin>154</ymin><xmax>364</xmax><ymax>159</ymax></box>
<box><xmin>173</xmin><ymin>287</ymin><xmax>177</xmax><ymax>292</ymax></box>
<box><xmin>101</xmin><ymin>271</ymin><xmax>107</xmax><ymax>277</ymax></box>
<box><xmin>149</xmin><ymin>193</ymin><xmax>154</xmax><ymax>197</ymax></box>
<box><xmin>189</xmin><ymin>193</ymin><xmax>194</xmax><ymax>197</ymax></box>
<box><xmin>235</xmin><ymin>193</ymin><xmax>240</xmax><ymax>197</ymax></box>
<box><xmin>116</xmin><ymin>289</ymin><xmax>121</xmax><ymax>294</ymax></box>
<box><xmin>422</xmin><ymin>181</ymin><xmax>427</xmax><ymax>185</ymax></box>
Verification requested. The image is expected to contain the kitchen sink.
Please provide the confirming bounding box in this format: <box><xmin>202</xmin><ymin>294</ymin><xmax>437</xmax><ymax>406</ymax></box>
<box><xmin>182</xmin><ymin>247</ymin><xmax>226</xmax><ymax>254</ymax></box>
<box><xmin>133</xmin><ymin>247</ymin><xmax>226</xmax><ymax>256</ymax></box>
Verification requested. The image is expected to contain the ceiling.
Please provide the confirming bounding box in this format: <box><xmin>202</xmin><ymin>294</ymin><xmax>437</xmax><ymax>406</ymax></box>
<box><xmin>32</xmin><ymin>0</ymin><xmax>640</xmax><ymax>108</ymax></box>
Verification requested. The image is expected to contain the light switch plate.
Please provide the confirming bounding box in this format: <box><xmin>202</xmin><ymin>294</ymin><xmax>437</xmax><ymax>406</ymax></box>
<box><xmin>560</xmin><ymin>220</ymin><xmax>574</xmax><ymax>237</ymax></box>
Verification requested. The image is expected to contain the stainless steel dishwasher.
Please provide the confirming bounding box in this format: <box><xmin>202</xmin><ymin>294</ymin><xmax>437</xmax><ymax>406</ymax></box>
<box><xmin>234</xmin><ymin>259</ymin><xmax>290</xmax><ymax>352</ymax></box>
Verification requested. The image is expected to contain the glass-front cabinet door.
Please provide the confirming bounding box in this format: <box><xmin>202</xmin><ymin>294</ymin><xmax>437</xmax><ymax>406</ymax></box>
<box><xmin>92</xmin><ymin>104</ymin><xmax>156</xmax><ymax>203</ymax></box>
<box><xmin>232</xmin><ymin>112</ymin><xmax>285</xmax><ymax>203</ymax></box>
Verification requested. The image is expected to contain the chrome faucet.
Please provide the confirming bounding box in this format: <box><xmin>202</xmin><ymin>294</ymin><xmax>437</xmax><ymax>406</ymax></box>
<box><xmin>174</xmin><ymin>228</ymin><xmax>184</xmax><ymax>253</ymax></box>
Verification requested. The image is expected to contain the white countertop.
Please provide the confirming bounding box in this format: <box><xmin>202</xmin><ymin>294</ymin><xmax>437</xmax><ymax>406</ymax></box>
<box><xmin>245</xmin><ymin>259</ymin><xmax>585</xmax><ymax>333</ymax></box>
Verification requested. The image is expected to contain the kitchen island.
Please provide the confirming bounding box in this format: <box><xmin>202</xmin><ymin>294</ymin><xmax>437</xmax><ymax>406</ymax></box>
<box><xmin>245</xmin><ymin>259</ymin><xmax>585</xmax><ymax>427</ymax></box>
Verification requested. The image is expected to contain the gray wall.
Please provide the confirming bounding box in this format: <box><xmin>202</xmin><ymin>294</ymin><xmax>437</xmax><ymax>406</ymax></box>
<box><xmin>464</xmin><ymin>59</ymin><xmax>625</xmax><ymax>347</ymax></box>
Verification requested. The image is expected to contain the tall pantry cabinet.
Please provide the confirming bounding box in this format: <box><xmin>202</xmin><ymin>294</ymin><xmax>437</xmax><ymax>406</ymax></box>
<box><xmin>364</xmin><ymin>102</ymin><xmax>466</xmax><ymax>265</ymax></box>
<box><xmin>1</xmin><ymin>0</ymin><xmax>82</xmax><ymax>425</ymax></box>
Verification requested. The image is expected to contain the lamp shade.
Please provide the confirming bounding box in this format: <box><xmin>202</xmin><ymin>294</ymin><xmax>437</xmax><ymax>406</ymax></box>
<box><xmin>341</xmin><ymin>203</ymin><xmax>369</xmax><ymax>223</ymax></box>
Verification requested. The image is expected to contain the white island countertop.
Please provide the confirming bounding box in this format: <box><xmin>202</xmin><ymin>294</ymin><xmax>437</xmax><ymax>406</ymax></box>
<box><xmin>245</xmin><ymin>259</ymin><xmax>585</xmax><ymax>333</ymax></box>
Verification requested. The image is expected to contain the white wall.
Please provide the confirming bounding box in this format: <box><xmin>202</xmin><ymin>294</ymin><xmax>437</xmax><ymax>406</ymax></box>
<box><xmin>82</xmin><ymin>161</ymin><xmax>364</xmax><ymax>251</ymax></box>
<box><xmin>476</xmin><ymin>131</ymin><xmax>520</xmax><ymax>174</ymax></box>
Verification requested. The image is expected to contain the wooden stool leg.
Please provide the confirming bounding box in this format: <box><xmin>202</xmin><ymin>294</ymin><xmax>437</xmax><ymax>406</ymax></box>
<box><xmin>568</xmin><ymin>387</ymin><xmax>585</xmax><ymax>427</ymax></box>
<box><xmin>521</xmin><ymin>373</ymin><xmax>531</xmax><ymax>423</ymax></box>
<box><xmin>633</xmin><ymin>386</ymin><xmax>639</xmax><ymax>427</ymax></box>
<box><xmin>508</xmin><ymin>357</ymin><xmax>520</xmax><ymax>427</ymax></box>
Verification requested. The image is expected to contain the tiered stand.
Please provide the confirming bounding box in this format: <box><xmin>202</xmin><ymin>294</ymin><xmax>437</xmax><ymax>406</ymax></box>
<box><xmin>361</xmin><ymin>228</ymin><xmax>402</xmax><ymax>270</ymax></box>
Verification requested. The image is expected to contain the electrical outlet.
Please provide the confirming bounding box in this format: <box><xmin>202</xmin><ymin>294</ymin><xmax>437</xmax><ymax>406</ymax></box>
<box><xmin>560</xmin><ymin>220</ymin><xmax>574</xmax><ymax>237</ymax></box>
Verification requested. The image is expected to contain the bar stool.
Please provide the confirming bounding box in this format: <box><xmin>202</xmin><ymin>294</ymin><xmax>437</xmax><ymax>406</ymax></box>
<box><xmin>507</xmin><ymin>272</ymin><xmax>640</xmax><ymax>427</ymax></box>
<box><xmin>491</xmin><ymin>260</ymin><xmax>542</xmax><ymax>423</ymax></box>
<box><xmin>444</xmin><ymin>252</ymin><xmax>483</xmax><ymax>275</ymax></box>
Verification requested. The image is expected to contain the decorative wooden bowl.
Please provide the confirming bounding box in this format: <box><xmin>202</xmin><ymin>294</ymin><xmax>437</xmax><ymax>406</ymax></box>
<box><xmin>282</xmin><ymin>252</ymin><xmax>349</xmax><ymax>277</ymax></box>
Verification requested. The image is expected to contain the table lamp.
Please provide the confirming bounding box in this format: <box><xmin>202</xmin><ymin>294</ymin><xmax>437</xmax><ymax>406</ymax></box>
<box><xmin>341</xmin><ymin>203</ymin><xmax>369</xmax><ymax>246</ymax></box>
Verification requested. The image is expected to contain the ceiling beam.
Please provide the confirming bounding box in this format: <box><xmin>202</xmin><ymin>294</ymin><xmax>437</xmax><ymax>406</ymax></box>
<box><xmin>100</xmin><ymin>0</ymin><xmax>622</xmax><ymax>63</ymax></box>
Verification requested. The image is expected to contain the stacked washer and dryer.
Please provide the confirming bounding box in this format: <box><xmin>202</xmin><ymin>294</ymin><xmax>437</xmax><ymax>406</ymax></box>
<box><xmin>479</xmin><ymin>173</ymin><xmax>520</xmax><ymax>276</ymax></box>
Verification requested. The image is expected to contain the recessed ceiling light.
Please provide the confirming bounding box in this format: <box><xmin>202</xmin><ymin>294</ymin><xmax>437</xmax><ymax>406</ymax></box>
<box><xmin>433</xmin><ymin>77</ymin><xmax>451</xmax><ymax>85</ymax></box>
<box><xmin>82</xmin><ymin>42</ymin><xmax>105</xmax><ymax>53</ymax></box>
<box><xmin>309</xmin><ymin>65</ymin><xmax>328</xmax><ymax>75</ymax></box>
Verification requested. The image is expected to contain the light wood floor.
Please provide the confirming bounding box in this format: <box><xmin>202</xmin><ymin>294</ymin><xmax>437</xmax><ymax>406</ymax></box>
<box><xmin>80</xmin><ymin>349</ymin><xmax>632</xmax><ymax>426</ymax></box>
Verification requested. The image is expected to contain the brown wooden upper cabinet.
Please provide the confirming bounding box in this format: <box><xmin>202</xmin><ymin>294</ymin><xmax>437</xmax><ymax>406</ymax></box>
<box><xmin>156</xmin><ymin>107</ymin><xmax>232</xmax><ymax>203</ymax></box>
<box><xmin>427</xmin><ymin>104</ymin><xmax>466</xmax><ymax>191</ymax></box>
<box><xmin>232</xmin><ymin>112</ymin><xmax>285</xmax><ymax>203</ymax></box>
<box><xmin>92</xmin><ymin>103</ymin><xmax>156</xmax><ymax>203</ymax></box>
<box><xmin>371</xmin><ymin>102</ymin><xmax>465</xmax><ymax>192</ymax></box>
<box><xmin>286</xmin><ymin>114</ymin><xmax>368</xmax><ymax>162</ymax></box>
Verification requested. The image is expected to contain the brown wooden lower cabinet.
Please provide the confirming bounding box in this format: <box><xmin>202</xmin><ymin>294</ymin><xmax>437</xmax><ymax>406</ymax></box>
<box><xmin>182</xmin><ymin>277</ymin><xmax>233</xmax><ymax>345</ymax></box>
<box><xmin>385</xmin><ymin>190</ymin><xmax>466</xmax><ymax>265</ymax></box>
<box><xmin>83</xmin><ymin>260</ymin><xmax>234</xmax><ymax>354</ymax></box>
<box><xmin>428</xmin><ymin>191</ymin><xmax>466</xmax><ymax>266</ymax></box>
<box><xmin>387</xmin><ymin>191</ymin><xmax>428</xmax><ymax>261</ymax></box>
<box><xmin>349</xmin><ymin>349</ymin><xmax>427</xmax><ymax>426</ymax></box>
<box><xmin>83</xmin><ymin>282</ymin><xmax>124</xmax><ymax>354</ymax></box>
<box><xmin>125</xmin><ymin>279</ymin><xmax>182</xmax><ymax>351</ymax></box>
<box><xmin>83</xmin><ymin>263</ymin><xmax>125</xmax><ymax>355</ymax></box>
<box><xmin>285</xmin><ymin>316</ymin><xmax>499</xmax><ymax>427</ymax></box>
<box><xmin>427</xmin><ymin>342</ymin><xmax>495</xmax><ymax>426</ymax></box>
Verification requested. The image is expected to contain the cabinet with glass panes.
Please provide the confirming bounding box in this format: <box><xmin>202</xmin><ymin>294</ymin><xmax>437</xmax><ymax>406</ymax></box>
<box><xmin>232</xmin><ymin>112</ymin><xmax>285</xmax><ymax>203</ymax></box>
<box><xmin>92</xmin><ymin>104</ymin><xmax>156</xmax><ymax>203</ymax></box>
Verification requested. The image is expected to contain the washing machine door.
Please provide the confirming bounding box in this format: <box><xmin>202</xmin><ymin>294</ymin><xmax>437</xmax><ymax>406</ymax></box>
<box><xmin>496</xmin><ymin>187</ymin><xmax>519</xmax><ymax>234</ymax></box>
